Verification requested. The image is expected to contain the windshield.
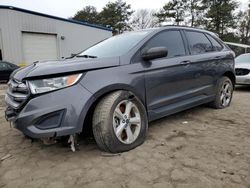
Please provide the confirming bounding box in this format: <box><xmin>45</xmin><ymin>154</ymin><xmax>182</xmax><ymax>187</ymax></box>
<box><xmin>235</xmin><ymin>53</ymin><xmax>250</xmax><ymax>63</ymax></box>
<box><xmin>78</xmin><ymin>31</ymin><xmax>151</xmax><ymax>58</ymax></box>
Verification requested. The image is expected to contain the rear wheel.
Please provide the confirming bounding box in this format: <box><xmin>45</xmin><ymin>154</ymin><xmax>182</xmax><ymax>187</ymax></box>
<box><xmin>210</xmin><ymin>76</ymin><xmax>233</xmax><ymax>109</ymax></box>
<box><xmin>92</xmin><ymin>91</ymin><xmax>148</xmax><ymax>153</ymax></box>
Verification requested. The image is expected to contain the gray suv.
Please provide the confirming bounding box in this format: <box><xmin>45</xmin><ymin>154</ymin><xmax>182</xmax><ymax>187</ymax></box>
<box><xmin>5</xmin><ymin>26</ymin><xmax>235</xmax><ymax>153</ymax></box>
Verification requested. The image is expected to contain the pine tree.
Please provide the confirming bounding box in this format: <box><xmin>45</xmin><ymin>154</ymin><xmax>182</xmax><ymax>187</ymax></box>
<box><xmin>237</xmin><ymin>10</ymin><xmax>250</xmax><ymax>44</ymax></box>
<box><xmin>185</xmin><ymin>0</ymin><xmax>204</xmax><ymax>27</ymax></box>
<box><xmin>202</xmin><ymin>0</ymin><xmax>238</xmax><ymax>37</ymax></box>
<box><xmin>72</xmin><ymin>6</ymin><xmax>100</xmax><ymax>25</ymax></box>
<box><xmin>99</xmin><ymin>0</ymin><xmax>134</xmax><ymax>34</ymax></box>
<box><xmin>155</xmin><ymin>0</ymin><xmax>187</xmax><ymax>25</ymax></box>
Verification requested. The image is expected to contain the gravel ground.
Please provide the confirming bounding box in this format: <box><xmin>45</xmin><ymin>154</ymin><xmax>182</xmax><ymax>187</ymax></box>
<box><xmin>0</xmin><ymin>85</ymin><xmax>250</xmax><ymax>188</ymax></box>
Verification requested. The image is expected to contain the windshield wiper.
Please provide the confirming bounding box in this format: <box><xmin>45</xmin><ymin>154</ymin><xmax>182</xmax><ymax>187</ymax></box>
<box><xmin>76</xmin><ymin>54</ymin><xmax>97</xmax><ymax>58</ymax></box>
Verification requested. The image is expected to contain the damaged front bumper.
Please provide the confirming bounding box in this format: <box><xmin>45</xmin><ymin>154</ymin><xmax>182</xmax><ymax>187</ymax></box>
<box><xmin>5</xmin><ymin>80</ymin><xmax>94</xmax><ymax>139</ymax></box>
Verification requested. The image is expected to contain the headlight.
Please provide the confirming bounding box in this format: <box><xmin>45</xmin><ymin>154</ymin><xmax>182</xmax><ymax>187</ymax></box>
<box><xmin>28</xmin><ymin>73</ymin><xmax>82</xmax><ymax>94</ymax></box>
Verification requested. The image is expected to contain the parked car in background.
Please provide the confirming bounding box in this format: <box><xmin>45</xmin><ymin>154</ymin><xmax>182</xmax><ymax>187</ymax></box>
<box><xmin>0</xmin><ymin>61</ymin><xmax>19</xmax><ymax>83</ymax></box>
<box><xmin>5</xmin><ymin>26</ymin><xmax>235</xmax><ymax>153</ymax></box>
<box><xmin>235</xmin><ymin>53</ymin><xmax>250</xmax><ymax>85</ymax></box>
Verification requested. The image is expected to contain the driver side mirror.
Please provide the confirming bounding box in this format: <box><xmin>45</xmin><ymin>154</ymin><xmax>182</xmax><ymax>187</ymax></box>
<box><xmin>142</xmin><ymin>47</ymin><xmax>168</xmax><ymax>61</ymax></box>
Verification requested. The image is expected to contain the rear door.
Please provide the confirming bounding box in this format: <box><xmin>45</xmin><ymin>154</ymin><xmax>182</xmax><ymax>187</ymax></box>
<box><xmin>143</xmin><ymin>30</ymin><xmax>201</xmax><ymax>120</ymax></box>
<box><xmin>183</xmin><ymin>30</ymin><xmax>224</xmax><ymax>96</ymax></box>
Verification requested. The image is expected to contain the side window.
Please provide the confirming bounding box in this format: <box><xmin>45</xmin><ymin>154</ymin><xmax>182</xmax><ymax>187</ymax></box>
<box><xmin>186</xmin><ymin>31</ymin><xmax>213</xmax><ymax>55</ymax></box>
<box><xmin>142</xmin><ymin>30</ymin><xmax>186</xmax><ymax>58</ymax></box>
<box><xmin>206</xmin><ymin>34</ymin><xmax>223</xmax><ymax>51</ymax></box>
<box><xmin>0</xmin><ymin>62</ymin><xmax>8</xmax><ymax>70</ymax></box>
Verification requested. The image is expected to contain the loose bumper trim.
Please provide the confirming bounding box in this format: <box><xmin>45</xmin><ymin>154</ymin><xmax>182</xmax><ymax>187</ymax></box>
<box><xmin>4</xmin><ymin>83</ymin><xmax>95</xmax><ymax>139</ymax></box>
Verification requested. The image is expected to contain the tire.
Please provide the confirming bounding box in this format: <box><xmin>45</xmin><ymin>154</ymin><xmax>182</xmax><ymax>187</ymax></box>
<box><xmin>92</xmin><ymin>90</ymin><xmax>148</xmax><ymax>153</ymax></box>
<box><xmin>210</xmin><ymin>76</ymin><xmax>233</xmax><ymax>109</ymax></box>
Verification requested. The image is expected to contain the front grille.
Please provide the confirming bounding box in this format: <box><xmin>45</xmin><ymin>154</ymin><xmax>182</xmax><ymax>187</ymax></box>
<box><xmin>5</xmin><ymin>79</ymin><xmax>30</xmax><ymax>110</ymax></box>
<box><xmin>235</xmin><ymin>68</ymin><xmax>250</xmax><ymax>76</ymax></box>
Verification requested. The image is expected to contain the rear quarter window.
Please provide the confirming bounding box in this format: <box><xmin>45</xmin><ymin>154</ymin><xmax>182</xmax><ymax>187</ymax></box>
<box><xmin>185</xmin><ymin>31</ymin><xmax>213</xmax><ymax>55</ymax></box>
<box><xmin>206</xmin><ymin>34</ymin><xmax>223</xmax><ymax>51</ymax></box>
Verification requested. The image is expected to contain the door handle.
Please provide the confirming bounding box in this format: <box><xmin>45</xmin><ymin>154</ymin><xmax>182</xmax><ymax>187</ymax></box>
<box><xmin>180</xmin><ymin>60</ymin><xmax>191</xmax><ymax>65</ymax></box>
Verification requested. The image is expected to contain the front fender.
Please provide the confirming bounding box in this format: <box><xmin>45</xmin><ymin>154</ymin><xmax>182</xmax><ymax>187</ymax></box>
<box><xmin>90</xmin><ymin>83</ymin><xmax>146</xmax><ymax>105</ymax></box>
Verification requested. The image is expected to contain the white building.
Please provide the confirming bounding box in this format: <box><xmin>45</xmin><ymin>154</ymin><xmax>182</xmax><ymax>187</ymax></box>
<box><xmin>0</xmin><ymin>6</ymin><xmax>112</xmax><ymax>66</ymax></box>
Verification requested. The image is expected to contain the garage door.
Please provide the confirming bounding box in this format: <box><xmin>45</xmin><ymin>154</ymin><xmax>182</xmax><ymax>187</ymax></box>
<box><xmin>22</xmin><ymin>32</ymin><xmax>58</xmax><ymax>65</ymax></box>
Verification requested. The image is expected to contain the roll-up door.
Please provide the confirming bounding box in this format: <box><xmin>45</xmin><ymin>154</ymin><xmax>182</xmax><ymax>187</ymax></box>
<box><xmin>22</xmin><ymin>32</ymin><xmax>58</xmax><ymax>65</ymax></box>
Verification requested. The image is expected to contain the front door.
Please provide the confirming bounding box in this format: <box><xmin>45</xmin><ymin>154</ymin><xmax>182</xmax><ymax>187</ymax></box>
<box><xmin>142</xmin><ymin>30</ymin><xmax>201</xmax><ymax>121</ymax></box>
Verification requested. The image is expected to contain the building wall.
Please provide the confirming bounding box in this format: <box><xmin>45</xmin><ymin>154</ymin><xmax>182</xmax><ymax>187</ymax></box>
<box><xmin>0</xmin><ymin>8</ymin><xmax>112</xmax><ymax>65</ymax></box>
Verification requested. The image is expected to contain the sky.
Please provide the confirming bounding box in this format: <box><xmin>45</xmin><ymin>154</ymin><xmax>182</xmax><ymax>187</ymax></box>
<box><xmin>0</xmin><ymin>0</ymin><xmax>248</xmax><ymax>18</ymax></box>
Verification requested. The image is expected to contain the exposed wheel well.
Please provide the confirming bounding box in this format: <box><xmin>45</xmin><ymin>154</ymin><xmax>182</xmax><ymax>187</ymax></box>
<box><xmin>223</xmin><ymin>71</ymin><xmax>235</xmax><ymax>87</ymax></box>
<box><xmin>81</xmin><ymin>90</ymin><xmax>137</xmax><ymax>136</ymax></box>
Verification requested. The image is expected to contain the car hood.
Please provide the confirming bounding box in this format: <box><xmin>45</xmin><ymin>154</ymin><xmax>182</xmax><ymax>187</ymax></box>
<box><xmin>12</xmin><ymin>57</ymin><xmax>120</xmax><ymax>81</ymax></box>
<box><xmin>235</xmin><ymin>62</ymin><xmax>250</xmax><ymax>69</ymax></box>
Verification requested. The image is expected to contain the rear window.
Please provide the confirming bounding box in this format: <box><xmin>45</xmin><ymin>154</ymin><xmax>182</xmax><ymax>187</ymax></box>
<box><xmin>186</xmin><ymin>31</ymin><xmax>213</xmax><ymax>54</ymax></box>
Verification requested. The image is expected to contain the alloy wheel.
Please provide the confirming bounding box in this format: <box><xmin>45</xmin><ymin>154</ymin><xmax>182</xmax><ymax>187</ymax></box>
<box><xmin>220</xmin><ymin>81</ymin><xmax>232</xmax><ymax>107</ymax></box>
<box><xmin>113</xmin><ymin>100</ymin><xmax>141</xmax><ymax>144</ymax></box>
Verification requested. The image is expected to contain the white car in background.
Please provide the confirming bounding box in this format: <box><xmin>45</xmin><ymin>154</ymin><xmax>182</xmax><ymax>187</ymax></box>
<box><xmin>235</xmin><ymin>53</ymin><xmax>250</xmax><ymax>85</ymax></box>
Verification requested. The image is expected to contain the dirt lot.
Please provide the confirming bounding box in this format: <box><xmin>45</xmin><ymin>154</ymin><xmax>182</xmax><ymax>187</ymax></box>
<box><xmin>0</xmin><ymin>85</ymin><xmax>250</xmax><ymax>188</ymax></box>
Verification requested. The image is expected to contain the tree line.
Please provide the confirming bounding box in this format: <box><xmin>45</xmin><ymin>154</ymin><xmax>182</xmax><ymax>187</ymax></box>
<box><xmin>71</xmin><ymin>0</ymin><xmax>250</xmax><ymax>44</ymax></box>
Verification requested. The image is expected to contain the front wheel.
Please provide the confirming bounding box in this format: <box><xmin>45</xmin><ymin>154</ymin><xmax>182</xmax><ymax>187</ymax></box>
<box><xmin>92</xmin><ymin>91</ymin><xmax>148</xmax><ymax>153</ymax></box>
<box><xmin>210</xmin><ymin>76</ymin><xmax>233</xmax><ymax>109</ymax></box>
